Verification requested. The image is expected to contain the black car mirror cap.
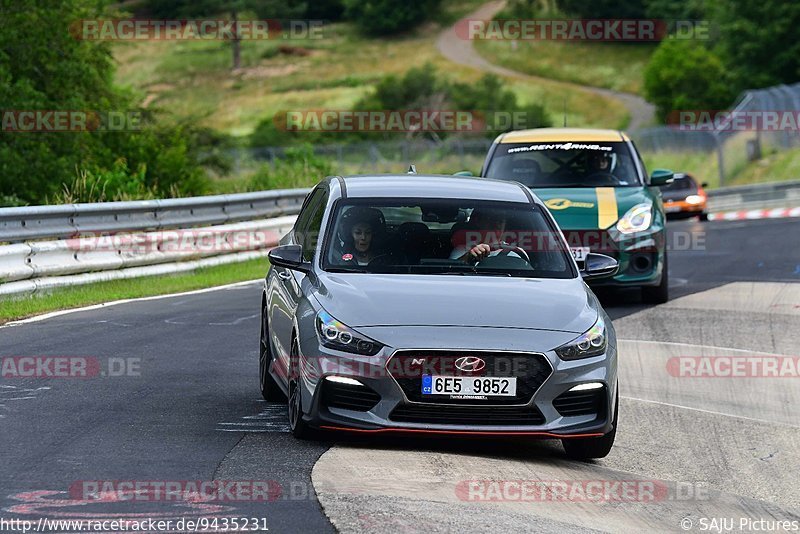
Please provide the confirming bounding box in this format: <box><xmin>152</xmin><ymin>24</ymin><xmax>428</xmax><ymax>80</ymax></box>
<box><xmin>581</xmin><ymin>253</ymin><xmax>619</xmax><ymax>280</ymax></box>
<box><xmin>269</xmin><ymin>244</ymin><xmax>312</xmax><ymax>274</ymax></box>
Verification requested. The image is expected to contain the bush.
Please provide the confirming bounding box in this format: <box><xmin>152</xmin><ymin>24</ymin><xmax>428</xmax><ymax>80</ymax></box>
<box><xmin>248</xmin><ymin>64</ymin><xmax>551</xmax><ymax>147</ymax></box>
<box><xmin>644</xmin><ymin>40</ymin><xmax>736</xmax><ymax>122</ymax></box>
<box><xmin>249</xmin><ymin>145</ymin><xmax>333</xmax><ymax>191</ymax></box>
<box><xmin>343</xmin><ymin>0</ymin><xmax>442</xmax><ymax>35</ymax></box>
<box><xmin>559</xmin><ymin>0</ymin><xmax>646</xmax><ymax>19</ymax></box>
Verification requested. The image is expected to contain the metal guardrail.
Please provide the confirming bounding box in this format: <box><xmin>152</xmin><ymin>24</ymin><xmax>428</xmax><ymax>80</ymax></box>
<box><xmin>706</xmin><ymin>180</ymin><xmax>800</xmax><ymax>211</ymax></box>
<box><xmin>0</xmin><ymin>188</ymin><xmax>310</xmax><ymax>243</ymax></box>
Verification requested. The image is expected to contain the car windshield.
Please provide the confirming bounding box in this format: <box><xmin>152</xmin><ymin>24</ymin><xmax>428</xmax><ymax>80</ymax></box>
<box><xmin>659</xmin><ymin>175</ymin><xmax>696</xmax><ymax>192</ymax></box>
<box><xmin>322</xmin><ymin>199</ymin><xmax>576</xmax><ymax>278</ymax></box>
<box><xmin>484</xmin><ymin>141</ymin><xmax>643</xmax><ymax>188</ymax></box>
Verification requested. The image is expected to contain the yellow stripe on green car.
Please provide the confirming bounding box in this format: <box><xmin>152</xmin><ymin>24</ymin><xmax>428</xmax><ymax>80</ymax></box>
<box><xmin>595</xmin><ymin>187</ymin><xmax>618</xmax><ymax>229</ymax></box>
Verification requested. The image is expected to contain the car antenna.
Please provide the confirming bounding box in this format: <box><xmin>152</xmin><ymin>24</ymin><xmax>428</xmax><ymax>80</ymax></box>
<box><xmin>407</xmin><ymin>164</ymin><xmax>417</xmax><ymax>174</ymax></box>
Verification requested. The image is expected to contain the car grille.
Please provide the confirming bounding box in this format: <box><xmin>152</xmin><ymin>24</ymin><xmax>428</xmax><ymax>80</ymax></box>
<box><xmin>553</xmin><ymin>387</ymin><xmax>606</xmax><ymax>417</ymax></box>
<box><xmin>321</xmin><ymin>380</ymin><xmax>380</xmax><ymax>412</ymax></box>
<box><xmin>390</xmin><ymin>404</ymin><xmax>545</xmax><ymax>426</ymax></box>
<box><xmin>387</xmin><ymin>350</ymin><xmax>552</xmax><ymax>406</ymax></box>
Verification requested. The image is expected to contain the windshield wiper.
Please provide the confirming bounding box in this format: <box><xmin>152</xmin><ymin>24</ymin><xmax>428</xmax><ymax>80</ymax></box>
<box><xmin>326</xmin><ymin>267</ymin><xmax>368</xmax><ymax>273</ymax></box>
<box><xmin>432</xmin><ymin>269</ymin><xmax>512</xmax><ymax>277</ymax></box>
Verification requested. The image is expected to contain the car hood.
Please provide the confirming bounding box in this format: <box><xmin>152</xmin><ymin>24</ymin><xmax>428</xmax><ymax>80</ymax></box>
<box><xmin>312</xmin><ymin>273</ymin><xmax>597</xmax><ymax>334</ymax></box>
<box><xmin>533</xmin><ymin>186</ymin><xmax>653</xmax><ymax>230</ymax></box>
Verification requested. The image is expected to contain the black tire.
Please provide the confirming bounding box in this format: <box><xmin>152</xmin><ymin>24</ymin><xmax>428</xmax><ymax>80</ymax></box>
<box><xmin>562</xmin><ymin>394</ymin><xmax>618</xmax><ymax>460</ymax></box>
<box><xmin>699</xmin><ymin>211</ymin><xmax>709</xmax><ymax>222</ymax></box>
<box><xmin>259</xmin><ymin>301</ymin><xmax>286</xmax><ymax>402</ymax></box>
<box><xmin>641</xmin><ymin>251</ymin><xmax>669</xmax><ymax>304</ymax></box>
<box><xmin>287</xmin><ymin>340</ymin><xmax>318</xmax><ymax>440</ymax></box>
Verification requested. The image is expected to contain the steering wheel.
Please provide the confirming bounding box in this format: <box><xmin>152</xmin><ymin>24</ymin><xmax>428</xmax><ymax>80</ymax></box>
<box><xmin>474</xmin><ymin>242</ymin><xmax>531</xmax><ymax>267</ymax></box>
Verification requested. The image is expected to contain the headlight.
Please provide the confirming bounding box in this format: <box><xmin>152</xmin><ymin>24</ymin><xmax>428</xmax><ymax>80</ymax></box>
<box><xmin>685</xmin><ymin>194</ymin><xmax>704</xmax><ymax>205</ymax></box>
<box><xmin>316</xmin><ymin>310</ymin><xmax>383</xmax><ymax>356</ymax></box>
<box><xmin>616</xmin><ymin>203</ymin><xmax>652</xmax><ymax>234</ymax></box>
<box><xmin>555</xmin><ymin>316</ymin><xmax>607</xmax><ymax>360</ymax></box>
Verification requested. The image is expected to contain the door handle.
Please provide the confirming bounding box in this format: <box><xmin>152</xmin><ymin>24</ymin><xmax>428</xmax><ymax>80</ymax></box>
<box><xmin>278</xmin><ymin>271</ymin><xmax>292</xmax><ymax>281</ymax></box>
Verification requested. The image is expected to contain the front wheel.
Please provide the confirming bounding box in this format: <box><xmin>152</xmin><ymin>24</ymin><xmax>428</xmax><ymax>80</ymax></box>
<box><xmin>287</xmin><ymin>341</ymin><xmax>318</xmax><ymax>440</ymax></box>
<box><xmin>641</xmin><ymin>251</ymin><xmax>669</xmax><ymax>304</ymax></box>
<box><xmin>562</xmin><ymin>394</ymin><xmax>618</xmax><ymax>460</ymax></box>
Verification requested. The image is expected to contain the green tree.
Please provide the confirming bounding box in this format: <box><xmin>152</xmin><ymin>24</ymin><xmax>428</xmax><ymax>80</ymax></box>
<box><xmin>643</xmin><ymin>39</ymin><xmax>735</xmax><ymax>122</ymax></box>
<box><xmin>711</xmin><ymin>0</ymin><xmax>800</xmax><ymax>89</ymax></box>
<box><xmin>0</xmin><ymin>0</ymin><xmax>212</xmax><ymax>205</ymax></box>
<box><xmin>342</xmin><ymin>0</ymin><xmax>442</xmax><ymax>35</ymax></box>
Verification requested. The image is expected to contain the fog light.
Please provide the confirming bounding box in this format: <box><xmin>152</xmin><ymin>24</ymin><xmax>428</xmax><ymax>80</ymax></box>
<box><xmin>325</xmin><ymin>375</ymin><xmax>363</xmax><ymax>386</ymax></box>
<box><xmin>569</xmin><ymin>382</ymin><xmax>604</xmax><ymax>392</ymax></box>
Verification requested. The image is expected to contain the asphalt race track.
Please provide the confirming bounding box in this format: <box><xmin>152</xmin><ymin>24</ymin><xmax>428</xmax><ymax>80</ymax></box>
<box><xmin>1</xmin><ymin>216</ymin><xmax>799</xmax><ymax>533</ymax></box>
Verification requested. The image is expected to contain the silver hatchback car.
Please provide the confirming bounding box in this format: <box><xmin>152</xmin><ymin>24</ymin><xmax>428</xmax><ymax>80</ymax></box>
<box><xmin>260</xmin><ymin>175</ymin><xmax>620</xmax><ymax>459</ymax></box>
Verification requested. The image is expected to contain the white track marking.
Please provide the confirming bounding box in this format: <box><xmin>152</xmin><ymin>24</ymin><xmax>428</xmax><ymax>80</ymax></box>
<box><xmin>0</xmin><ymin>279</ymin><xmax>261</xmax><ymax>329</ymax></box>
<box><xmin>621</xmin><ymin>395</ymin><xmax>800</xmax><ymax>429</ymax></box>
<box><xmin>618</xmin><ymin>338</ymin><xmax>789</xmax><ymax>356</ymax></box>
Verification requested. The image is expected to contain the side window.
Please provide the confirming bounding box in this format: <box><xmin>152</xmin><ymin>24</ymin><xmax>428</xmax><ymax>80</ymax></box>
<box><xmin>629</xmin><ymin>142</ymin><xmax>648</xmax><ymax>183</ymax></box>
<box><xmin>295</xmin><ymin>188</ymin><xmax>329</xmax><ymax>262</ymax></box>
<box><xmin>293</xmin><ymin>188</ymin><xmax>323</xmax><ymax>245</ymax></box>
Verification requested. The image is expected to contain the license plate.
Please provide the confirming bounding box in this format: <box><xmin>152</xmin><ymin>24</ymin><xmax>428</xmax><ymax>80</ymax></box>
<box><xmin>665</xmin><ymin>205</ymin><xmax>681</xmax><ymax>213</ymax></box>
<box><xmin>422</xmin><ymin>375</ymin><xmax>517</xmax><ymax>397</ymax></box>
<box><xmin>570</xmin><ymin>247</ymin><xmax>590</xmax><ymax>262</ymax></box>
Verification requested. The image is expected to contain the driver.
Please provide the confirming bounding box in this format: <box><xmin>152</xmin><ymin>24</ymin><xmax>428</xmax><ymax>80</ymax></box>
<box><xmin>450</xmin><ymin>208</ymin><xmax>516</xmax><ymax>264</ymax></box>
<box><xmin>338</xmin><ymin>207</ymin><xmax>385</xmax><ymax>266</ymax></box>
<box><xmin>587</xmin><ymin>151</ymin><xmax>612</xmax><ymax>174</ymax></box>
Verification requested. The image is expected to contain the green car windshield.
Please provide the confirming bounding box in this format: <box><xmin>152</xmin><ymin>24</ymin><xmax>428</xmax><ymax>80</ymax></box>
<box><xmin>485</xmin><ymin>142</ymin><xmax>644</xmax><ymax>188</ymax></box>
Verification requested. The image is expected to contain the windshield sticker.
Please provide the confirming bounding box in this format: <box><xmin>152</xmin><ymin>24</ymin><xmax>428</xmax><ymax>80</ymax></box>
<box><xmin>507</xmin><ymin>143</ymin><xmax>613</xmax><ymax>153</ymax></box>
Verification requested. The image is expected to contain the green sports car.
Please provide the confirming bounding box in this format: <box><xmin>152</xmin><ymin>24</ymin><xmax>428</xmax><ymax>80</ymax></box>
<box><xmin>480</xmin><ymin>128</ymin><xmax>674</xmax><ymax>303</ymax></box>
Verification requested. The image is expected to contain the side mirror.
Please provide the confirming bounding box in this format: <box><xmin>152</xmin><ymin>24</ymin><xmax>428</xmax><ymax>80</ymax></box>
<box><xmin>700</xmin><ymin>182</ymin><xmax>709</xmax><ymax>188</ymax></box>
<box><xmin>453</xmin><ymin>171</ymin><xmax>473</xmax><ymax>177</ymax></box>
<box><xmin>268</xmin><ymin>244</ymin><xmax>311</xmax><ymax>273</ymax></box>
<box><xmin>581</xmin><ymin>253</ymin><xmax>619</xmax><ymax>281</ymax></box>
<box><xmin>650</xmin><ymin>169</ymin><xmax>674</xmax><ymax>186</ymax></box>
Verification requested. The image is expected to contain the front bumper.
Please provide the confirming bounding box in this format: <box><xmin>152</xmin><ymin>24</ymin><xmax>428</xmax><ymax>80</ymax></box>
<box><xmin>294</xmin><ymin>331</ymin><xmax>618</xmax><ymax>437</ymax></box>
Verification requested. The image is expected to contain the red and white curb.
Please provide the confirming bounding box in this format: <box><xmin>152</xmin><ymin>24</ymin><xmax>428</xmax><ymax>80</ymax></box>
<box><xmin>708</xmin><ymin>207</ymin><xmax>800</xmax><ymax>221</ymax></box>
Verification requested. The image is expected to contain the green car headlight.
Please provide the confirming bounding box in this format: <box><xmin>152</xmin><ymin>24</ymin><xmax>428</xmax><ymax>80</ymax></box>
<box><xmin>616</xmin><ymin>203</ymin><xmax>653</xmax><ymax>234</ymax></box>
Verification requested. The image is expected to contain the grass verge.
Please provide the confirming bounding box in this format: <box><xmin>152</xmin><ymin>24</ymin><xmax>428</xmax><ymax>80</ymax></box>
<box><xmin>0</xmin><ymin>257</ymin><xmax>268</xmax><ymax>324</ymax></box>
<box><xmin>474</xmin><ymin>39</ymin><xmax>655</xmax><ymax>96</ymax></box>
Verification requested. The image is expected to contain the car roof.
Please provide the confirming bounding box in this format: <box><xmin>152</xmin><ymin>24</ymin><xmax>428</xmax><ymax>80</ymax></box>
<box><xmin>497</xmin><ymin>128</ymin><xmax>629</xmax><ymax>144</ymax></box>
<box><xmin>330</xmin><ymin>174</ymin><xmax>535</xmax><ymax>204</ymax></box>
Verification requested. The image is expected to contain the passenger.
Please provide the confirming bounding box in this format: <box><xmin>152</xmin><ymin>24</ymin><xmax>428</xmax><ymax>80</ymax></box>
<box><xmin>338</xmin><ymin>207</ymin><xmax>385</xmax><ymax>266</ymax></box>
